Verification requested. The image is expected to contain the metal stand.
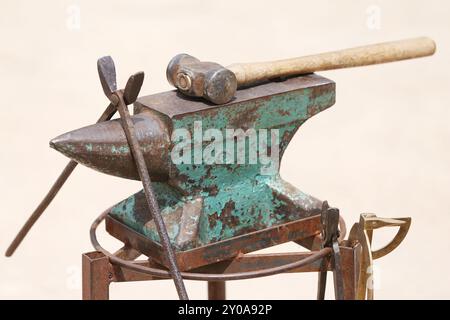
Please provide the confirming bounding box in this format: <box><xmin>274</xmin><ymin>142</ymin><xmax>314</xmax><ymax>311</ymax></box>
<box><xmin>82</xmin><ymin>244</ymin><xmax>361</xmax><ymax>300</ymax></box>
<box><xmin>82</xmin><ymin>211</ymin><xmax>362</xmax><ymax>300</ymax></box>
<box><xmin>81</xmin><ymin>204</ymin><xmax>413</xmax><ymax>300</ymax></box>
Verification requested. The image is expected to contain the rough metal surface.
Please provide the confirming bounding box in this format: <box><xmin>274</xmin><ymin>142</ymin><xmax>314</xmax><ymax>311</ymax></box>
<box><xmin>50</xmin><ymin>110</ymin><xmax>170</xmax><ymax>180</ymax></box>
<box><xmin>108</xmin><ymin>74</ymin><xmax>335</xmax><ymax>252</ymax></box>
<box><xmin>105</xmin><ymin>213</ymin><xmax>322</xmax><ymax>270</ymax></box>
<box><xmin>52</xmin><ymin>74</ymin><xmax>335</xmax><ymax>264</ymax></box>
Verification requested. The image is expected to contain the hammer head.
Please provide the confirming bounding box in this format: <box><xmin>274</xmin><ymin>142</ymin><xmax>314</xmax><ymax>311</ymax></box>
<box><xmin>166</xmin><ymin>53</ymin><xmax>237</xmax><ymax>104</ymax></box>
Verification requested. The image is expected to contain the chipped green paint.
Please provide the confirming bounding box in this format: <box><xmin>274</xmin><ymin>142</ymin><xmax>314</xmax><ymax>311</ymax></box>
<box><xmin>110</xmin><ymin>182</ymin><xmax>187</xmax><ymax>245</ymax></box>
<box><xmin>111</xmin><ymin>145</ymin><xmax>130</xmax><ymax>154</ymax></box>
<box><xmin>110</xmin><ymin>76</ymin><xmax>335</xmax><ymax>251</ymax></box>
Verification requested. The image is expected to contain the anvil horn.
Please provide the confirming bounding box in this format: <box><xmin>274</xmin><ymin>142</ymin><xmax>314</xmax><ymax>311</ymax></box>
<box><xmin>50</xmin><ymin>111</ymin><xmax>171</xmax><ymax>181</ymax></box>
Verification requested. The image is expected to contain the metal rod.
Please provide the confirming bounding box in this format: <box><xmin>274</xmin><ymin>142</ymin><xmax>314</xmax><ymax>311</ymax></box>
<box><xmin>5</xmin><ymin>103</ymin><xmax>117</xmax><ymax>257</ymax></box>
<box><xmin>82</xmin><ymin>252</ymin><xmax>110</xmax><ymax>300</ymax></box>
<box><xmin>112</xmin><ymin>91</ymin><xmax>189</xmax><ymax>300</ymax></box>
<box><xmin>5</xmin><ymin>161</ymin><xmax>77</xmax><ymax>257</ymax></box>
<box><xmin>208</xmin><ymin>281</ymin><xmax>226</xmax><ymax>300</ymax></box>
<box><xmin>316</xmin><ymin>259</ymin><xmax>328</xmax><ymax>299</ymax></box>
<box><xmin>332</xmin><ymin>240</ymin><xmax>344</xmax><ymax>300</ymax></box>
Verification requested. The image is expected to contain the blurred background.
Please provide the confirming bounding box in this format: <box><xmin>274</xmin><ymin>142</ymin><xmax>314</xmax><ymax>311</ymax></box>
<box><xmin>0</xmin><ymin>0</ymin><xmax>449</xmax><ymax>299</ymax></box>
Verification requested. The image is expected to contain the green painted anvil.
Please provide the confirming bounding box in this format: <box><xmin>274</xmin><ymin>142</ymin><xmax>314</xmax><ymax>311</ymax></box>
<box><xmin>50</xmin><ymin>74</ymin><xmax>335</xmax><ymax>269</ymax></box>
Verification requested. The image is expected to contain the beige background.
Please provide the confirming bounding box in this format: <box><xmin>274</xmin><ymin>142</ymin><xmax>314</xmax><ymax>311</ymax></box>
<box><xmin>1</xmin><ymin>0</ymin><xmax>449</xmax><ymax>299</ymax></box>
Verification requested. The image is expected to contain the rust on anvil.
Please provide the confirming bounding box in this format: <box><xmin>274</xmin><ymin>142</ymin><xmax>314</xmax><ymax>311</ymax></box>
<box><xmin>51</xmin><ymin>73</ymin><xmax>336</xmax><ymax>270</ymax></box>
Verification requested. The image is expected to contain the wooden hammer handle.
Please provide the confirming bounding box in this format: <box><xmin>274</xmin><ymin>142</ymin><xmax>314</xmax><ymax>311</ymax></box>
<box><xmin>228</xmin><ymin>37</ymin><xmax>436</xmax><ymax>86</ymax></box>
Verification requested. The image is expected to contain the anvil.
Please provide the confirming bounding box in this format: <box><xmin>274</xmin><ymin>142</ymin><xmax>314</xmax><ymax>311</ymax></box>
<box><xmin>51</xmin><ymin>74</ymin><xmax>334</xmax><ymax>270</ymax></box>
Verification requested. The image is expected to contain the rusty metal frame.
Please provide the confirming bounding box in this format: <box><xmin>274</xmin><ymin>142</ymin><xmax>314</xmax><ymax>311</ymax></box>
<box><xmin>105</xmin><ymin>212</ymin><xmax>325</xmax><ymax>271</ymax></box>
<box><xmin>84</xmin><ymin>208</ymin><xmax>361</xmax><ymax>300</ymax></box>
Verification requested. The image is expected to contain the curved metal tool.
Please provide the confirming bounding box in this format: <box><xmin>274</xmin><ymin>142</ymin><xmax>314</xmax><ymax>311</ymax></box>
<box><xmin>97</xmin><ymin>56</ymin><xmax>188</xmax><ymax>300</ymax></box>
<box><xmin>348</xmin><ymin>213</ymin><xmax>411</xmax><ymax>300</ymax></box>
<box><xmin>5</xmin><ymin>59</ymin><xmax>145</xmax><ymax>258</ymax></box>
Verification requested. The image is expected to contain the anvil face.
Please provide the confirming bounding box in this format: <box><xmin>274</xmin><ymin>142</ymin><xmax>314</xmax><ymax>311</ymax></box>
<box><xmin>51</xmin><ymin>74</ymin><xmax>336</xmax><ymax>269</ymax></box>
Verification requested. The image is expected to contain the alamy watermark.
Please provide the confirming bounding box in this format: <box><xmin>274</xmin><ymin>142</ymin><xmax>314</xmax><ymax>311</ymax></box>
<box><xmin>66</xmin><ymin>4</ymin><xmax>81</xmax><ymax>31</ymax></box>
<box><xmin>171</xmin><ymin>121</ymin><xmax>280</xmax><ymax>175</ymax></box>
<box><xmin>366</xmin><ymin>264</ymin><xmax>382</xmax><ymax>290</ymax></box>
<box><xmin>366</xmin><ymin>4</ymin><xmax>381</xmax><ymax>30</ymax></box>
<box><xmin>66</xmin><ymin>265</ymin><xmax>81</xmax><ymax>290</ymax></box>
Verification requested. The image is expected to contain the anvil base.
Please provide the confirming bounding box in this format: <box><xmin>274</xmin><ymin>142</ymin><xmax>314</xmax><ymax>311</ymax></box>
<box><xmin>105</xmin><ymin>213</ymin><xmax>322</xmax><ymax>270</ymax></box>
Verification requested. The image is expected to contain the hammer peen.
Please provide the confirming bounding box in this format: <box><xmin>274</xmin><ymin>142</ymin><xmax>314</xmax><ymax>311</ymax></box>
<box><xmin>167</xmin><ymin>37</ymin><xmax>436</xmax><ymax>104</ymax></box>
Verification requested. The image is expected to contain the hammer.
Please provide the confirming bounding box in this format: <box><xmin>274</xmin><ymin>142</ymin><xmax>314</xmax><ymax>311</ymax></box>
<box><xmin>167</xmin><ymin>37</ymin><xmax>436</xmax><ymax>104</ymax></box>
